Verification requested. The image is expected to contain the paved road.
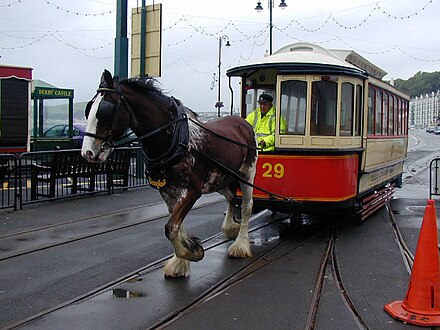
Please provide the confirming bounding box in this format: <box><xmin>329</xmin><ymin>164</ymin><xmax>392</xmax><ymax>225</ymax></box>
<box><xmin>2</xmin><ymin>128</ymin><xmax>440</xmax><ymax>329</ymax></box>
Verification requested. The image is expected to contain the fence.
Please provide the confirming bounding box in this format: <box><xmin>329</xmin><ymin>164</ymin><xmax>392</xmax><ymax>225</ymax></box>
<box><xmin>430</xmin><ymin>158</ymin><xmax>440</xmax><ymax>199</ymax></box>
<box><xmin>0</xmin><ymin>147</ymin><xmax>148</xmax><ymax>210</ymax></box>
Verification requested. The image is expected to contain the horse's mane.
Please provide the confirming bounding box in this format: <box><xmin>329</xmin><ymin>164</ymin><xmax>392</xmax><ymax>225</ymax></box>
<box><xmin>119</xmin><ymin>77</ymin><xmax>164</xmax><ymax>98</ymax></box>
<box><xmin>118</xmin><ymin>77</ymin><xmax>199</xmax><ymax>118</ymax></box>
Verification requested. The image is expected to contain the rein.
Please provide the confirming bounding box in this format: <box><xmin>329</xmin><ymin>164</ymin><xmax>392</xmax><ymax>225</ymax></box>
<box><xmin>189</xmin><ymin>147</ymin><xmax>300</xmax><ymax>205</ymax></box>
<box><xmin>86</xmin><ymin>85</ymin><xmax>298</xmax><ymax>205</ymax></box>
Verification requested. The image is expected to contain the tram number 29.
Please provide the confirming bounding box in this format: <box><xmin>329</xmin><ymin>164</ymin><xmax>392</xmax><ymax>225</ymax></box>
<box><xmin>262</xmin><ymin>163</ymin><xmax>284</xmax><ymax>178</ymax></box>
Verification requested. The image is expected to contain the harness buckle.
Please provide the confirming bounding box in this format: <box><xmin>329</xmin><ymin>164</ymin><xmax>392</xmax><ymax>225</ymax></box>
<box><xmin>101</xmin><ymin>141</ymin><xmax>113</xmax><ymax>152</ymax></box>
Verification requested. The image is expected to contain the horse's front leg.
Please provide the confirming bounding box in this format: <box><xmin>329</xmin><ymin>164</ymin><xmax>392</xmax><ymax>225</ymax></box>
<box><xmin>163</xmin><ymin>190</ymin><xmax>203</xmax><ymax>278</ymax></box>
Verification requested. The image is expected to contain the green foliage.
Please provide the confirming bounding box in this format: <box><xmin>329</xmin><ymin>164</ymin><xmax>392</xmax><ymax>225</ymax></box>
<box><xmin>392</xmin><ymin>71</ymin><xmax>440</xmax><ymax>98</ymax></box>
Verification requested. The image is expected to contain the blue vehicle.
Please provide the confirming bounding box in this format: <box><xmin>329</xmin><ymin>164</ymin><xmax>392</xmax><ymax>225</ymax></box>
<box><xmin>42</xmin><ymin>124</ymin><xmax>86</xmax><ymax>147</ymax></box>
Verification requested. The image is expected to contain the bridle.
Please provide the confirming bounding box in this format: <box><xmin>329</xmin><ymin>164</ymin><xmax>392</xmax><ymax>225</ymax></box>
<box><xmin>84</xmin><ymin>87</ymin><xmax>190</xmax><ymax>166</ymax></box>
<box><xmin>84</xmin><ymin>87</ymin><xmax>134</xmax><ymax>152</ymax></box>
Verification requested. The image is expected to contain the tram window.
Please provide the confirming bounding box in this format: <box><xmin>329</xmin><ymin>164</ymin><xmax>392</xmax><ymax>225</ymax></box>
<box><xmin>376</xmin><ymin>90</ymin><xmax>382</xmax><ymax>135</ymax></box>
<box><xmin>383</xmin><ymin>93</ymin><xmax>389</xmax><ymax>135</ymax></box>
<box><xmin>396</xmin><ymin>98</ymin><xmax>401</xmax><ymax>135</ymax></box>
<box><xmin>280</xmin><ymin>80</ymin><xmax>307</xmax><ymax>135</ymax></box>
<box><xmin>245</xmin><ymin>88</ymin><xmax>275</xmax><ymax>117</ymax></box>
<box><xmin>355</xmin><ymin>85</ymin><xmax>363</xmax><ymax>136</ymax></box>
<box><xmin>367</xmin><ymin>87</ymin><xmax>375</xmax><ymax>135</ymax></box>
<box><xmin>340</xmin><ymin>82</ymin><xmax>354</xmax><ymax>136</ymax></box>
<box><xmin>395</xmin><ymin>97</ymin><xmax>400</xmax><ymax>135</ymax></box>
<box><xmin>311</xmin><ymin>80</ymin><xmax>337</xmax><ymax>136</ymax></box>
<box><xmin>389</xmin><ymin>95</ymin><xmax>395</xmax><ymax>135</ymax></box>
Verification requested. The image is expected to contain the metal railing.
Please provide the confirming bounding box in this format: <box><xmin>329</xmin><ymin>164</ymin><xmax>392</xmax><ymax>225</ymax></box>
<box><xmin>0</xmin><ymin>147</ymin><xmax>148</xmax><ymax>210</ymax></box>
<box><xmin>429</xmin><ymin>157</ymin><xmax>440</xmax><ymax>199</ymax></box>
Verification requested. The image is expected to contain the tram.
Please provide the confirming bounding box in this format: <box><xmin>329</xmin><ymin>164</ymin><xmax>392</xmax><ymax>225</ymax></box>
<box><xmin>227</xmin><ymin>42</ymin><xmax>409</xmax><ymax>220</ymax></box>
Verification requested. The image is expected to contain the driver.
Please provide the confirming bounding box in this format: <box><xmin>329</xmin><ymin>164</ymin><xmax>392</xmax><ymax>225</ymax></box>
<box><xmin>245</xmin><ymin>93</ymin><xmax>286</xmax><ymax>152</ymax></box>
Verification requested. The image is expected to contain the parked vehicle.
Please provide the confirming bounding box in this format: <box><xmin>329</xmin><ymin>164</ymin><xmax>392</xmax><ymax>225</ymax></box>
<box><xmin>434</xmin><ymin>126</ymin><xmax>440</xmax><ymax>135</ymax></box>
<box><xmin>42</xmin><ymin>124</ymin><xmax>86</xmax><ymax>147</ymax></box>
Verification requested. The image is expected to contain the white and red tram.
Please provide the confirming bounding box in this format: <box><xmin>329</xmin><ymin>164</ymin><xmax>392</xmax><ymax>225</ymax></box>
<box><xmin>227</xmin><ymin>43</ymin><xmax>409</xmax><ymax>220</ymax></box>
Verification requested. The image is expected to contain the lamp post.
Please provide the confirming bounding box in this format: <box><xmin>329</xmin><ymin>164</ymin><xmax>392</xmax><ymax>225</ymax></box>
<box><xmin>255</xmin><ymin>0</ymin><xmax>287</xmax><ymax>55</ymax></box>
<box><xmin>216</xmin><ymin>35</ymin><xmax>231</xmax><ymax>117</ymax></box>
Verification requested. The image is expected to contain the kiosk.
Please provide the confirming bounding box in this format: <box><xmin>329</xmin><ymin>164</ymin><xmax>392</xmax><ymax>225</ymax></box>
<box><xmin>31</xmin><ymin>82</ymin><xmax>75</xmax><ymax>151</ymax></box>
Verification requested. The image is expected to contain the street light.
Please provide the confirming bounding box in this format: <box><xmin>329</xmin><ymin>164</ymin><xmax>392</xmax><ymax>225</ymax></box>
<box><xmin>255</xmin><ymin>0</ymin><xmax>288</xmax><ymax>55</ymax></box>
<box><xmin>216</xmin><ymin>35</ymin><xmax>231</xmax><ymax>117</ymax></box>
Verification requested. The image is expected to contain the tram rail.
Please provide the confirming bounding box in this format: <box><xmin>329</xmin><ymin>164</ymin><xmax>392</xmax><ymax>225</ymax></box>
<box><xmin>4</xmin><ymin>209</ymin><xmax>293</xmax><ymax>329</ymax></box>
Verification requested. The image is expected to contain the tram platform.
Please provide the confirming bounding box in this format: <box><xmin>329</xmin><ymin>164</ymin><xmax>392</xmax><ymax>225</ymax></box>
<box><xmin>2</xmin><ymin>184</ymin><xmax>437</xmax><ymax>330</ymax></box>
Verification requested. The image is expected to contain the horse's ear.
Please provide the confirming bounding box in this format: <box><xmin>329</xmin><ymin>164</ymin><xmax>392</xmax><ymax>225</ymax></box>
<box><xmin>100</xmin><ymin>69</ymin><xmax>114</xmax><ymax>89</ymax></box>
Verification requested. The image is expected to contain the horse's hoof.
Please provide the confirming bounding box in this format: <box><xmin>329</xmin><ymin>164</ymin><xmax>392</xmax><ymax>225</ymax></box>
<box><xmin>163</xmin><ymin>255</ymin><xmax>190</xmax><ymax>277</ymax></box>
<box><xmin>181</xmin><ymin>236</ymin><xmax>204</xmax><ymax>261</ymax></box>
<box><xmin>228</xmin><ymin>241</ymin><xmax>252</xmax><ymax>258</ymax></box>
<box><xmin>164</xmin><ymin>274</ymin><xmax>187</xmax><ymax>279</ymax></box>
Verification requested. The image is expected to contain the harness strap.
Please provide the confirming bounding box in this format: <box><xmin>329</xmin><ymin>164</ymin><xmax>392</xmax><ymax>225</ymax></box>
<box><xmin>188</xmin><ymin>117</ymin><xmax>259</xmax><ymax>151</ymax></box>
<box><xmin>189</xmin><ymin>146</ymin><xmax>300</xmax><ymax>206</ymax></box>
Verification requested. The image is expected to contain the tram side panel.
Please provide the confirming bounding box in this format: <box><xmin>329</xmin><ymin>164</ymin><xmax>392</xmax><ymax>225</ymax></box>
<box><xmin>250</xmin><ymin>152</ymin><xmax>359</xmax><ymax>213</ymax></box>
<box><xmin>359</xmin><ymin>136</ymin><xmax>408</xmax><ymax>195</ymax></box>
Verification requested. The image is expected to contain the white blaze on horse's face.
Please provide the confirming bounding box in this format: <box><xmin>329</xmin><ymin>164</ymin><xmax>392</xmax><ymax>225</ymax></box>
<box><xmin>81</xmin><ymin>94</ymin><xmax>111</xmax><ymax>163</ymax></box>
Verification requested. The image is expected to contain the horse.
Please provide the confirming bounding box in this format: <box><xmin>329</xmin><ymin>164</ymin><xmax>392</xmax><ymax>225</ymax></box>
<box><xmin>81</xmin><ymin>70</ymin><xmax>257</xmax><ymax>278</ymax></box>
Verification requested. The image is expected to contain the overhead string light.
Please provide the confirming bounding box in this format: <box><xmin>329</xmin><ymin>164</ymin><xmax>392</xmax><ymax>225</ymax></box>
<box><xmin>378</xmin><ymin>0</ymin><xmax>433</xmax><ymax>20</ymax></box>
<box><xmin>43</xmin><ymin>0</ymin><xmax>113</xmax><ymax>16</ymax></box>
<box><xmin>0</xmin><ymin>0</ymin><xmax>22</xmax><ymax>8</ymax></box>
<box><xmin>278</xmin><ymin>0</ymin><xmax>434</xmax><ymax>33</ymax></box>
<box><xmin>51</xmin><ymin>31</ymin><xmax>112</xmax><ymax>52</ymax></box>
<box><xmin>163</xmin><ymin>15</ymin><xmax>270</xmax><ymax>44</ymax></box>
<box><xmin>329</xmin><ymin>3</ymin><xmax>378</xmax><ymax>30</ymax></box>
<box><xmin>0</xmin><ymin>32</ymin><xmax>51</xmax><ymax>50</ymax></box>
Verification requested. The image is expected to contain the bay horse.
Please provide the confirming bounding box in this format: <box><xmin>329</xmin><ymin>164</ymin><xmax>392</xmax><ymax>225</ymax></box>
<box><xmin>81</xmin><ymin>70</ymin><xmax>257</xmax><ymax>278</ymax></box>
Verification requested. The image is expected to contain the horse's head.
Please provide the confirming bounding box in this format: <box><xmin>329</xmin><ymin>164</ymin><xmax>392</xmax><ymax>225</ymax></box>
<box><xmin>82</xmin><ymin>69</ymin><xmax>136</xmax><ymax>163</ymax></box>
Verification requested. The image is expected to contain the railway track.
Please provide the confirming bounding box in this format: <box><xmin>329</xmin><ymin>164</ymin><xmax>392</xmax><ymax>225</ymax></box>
<box><xmin>150</xmin><ymin>201</ymin><xmax>422</xmax><ymax>330</ymax></box>
<box><xmin>2</xmin><ymin>130</ymin><xmax>434</xmax><ymax>329</ymax></box>
<box><xmin>0</xmin><ymin>202</ymin><xmax>180</xmax><ymax>262</ymax></box>
<box><xmin>3</xmin><ymin>201</ymin><xmax>425</xmax><ymax>330</ymax></box>
<box><xmin>4</xmin><ymin>209</ymin><xmax>294</xmax><ymax>329</ymax></box>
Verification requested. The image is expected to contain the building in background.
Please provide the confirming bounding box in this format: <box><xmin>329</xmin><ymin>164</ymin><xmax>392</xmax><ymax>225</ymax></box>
<box><xmin>411</xmin><ymin>91</ymin><xmax>440</xmax><ymax>129</ymax></box>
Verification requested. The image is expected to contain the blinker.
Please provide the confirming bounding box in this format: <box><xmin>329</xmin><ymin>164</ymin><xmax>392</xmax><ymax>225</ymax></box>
<box><xmin>96</xmin><ymin>100</ymin><xmax>117</xmax><ymax>125</ymax></box>
<box><xmin>85</xmin><ymin>100</ymin><xmax>93</xmax><ymax>119</ymax></box>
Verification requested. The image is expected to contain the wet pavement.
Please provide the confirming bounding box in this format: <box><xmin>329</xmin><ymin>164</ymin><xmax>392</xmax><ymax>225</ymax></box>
<box><xmin>3</xmin><ymin>186</ymin><xmax>436</xmax><ymax>330</ymax></box>
<box><xmin>2</xmin><ymin>128</ymin><xmax>437</xmax><ymax>330</ymax></box>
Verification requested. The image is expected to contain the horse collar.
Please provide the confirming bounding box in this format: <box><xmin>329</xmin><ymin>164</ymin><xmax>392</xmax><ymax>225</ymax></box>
<box><xmin>143</xmin><ymin>96</ymin><xmax>190</xmax><ymax>178</ymax></box>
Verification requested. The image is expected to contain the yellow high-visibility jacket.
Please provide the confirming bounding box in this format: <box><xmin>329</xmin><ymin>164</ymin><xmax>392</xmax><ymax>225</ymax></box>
<box><xmin>245</xmin><ymin>106</ymin><xmax>286</xmax><ymax>152</ymax></box>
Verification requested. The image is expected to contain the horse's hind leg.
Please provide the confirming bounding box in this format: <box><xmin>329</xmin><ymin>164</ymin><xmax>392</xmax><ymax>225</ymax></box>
<box><xmin>220</xmin><ymin>185</ymin><xmax>241</xmax><ymax>240</ymax></box>
<box><xmin>228</xmin><ymin>177</ymin><xmax>255</xmax><ymax>258</ymax></box>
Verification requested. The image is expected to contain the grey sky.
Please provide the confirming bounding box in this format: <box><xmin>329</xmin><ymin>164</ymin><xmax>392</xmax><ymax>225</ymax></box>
<box><xmin>1</xmin><ymin>0</ymin><xmax>439</xmax><ymax>113</ymax></box>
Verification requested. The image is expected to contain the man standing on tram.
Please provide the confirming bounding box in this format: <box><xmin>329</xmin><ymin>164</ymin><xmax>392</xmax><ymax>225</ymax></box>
<box><xmin>245</xmin><ymin>93</ymin><xmax>286</xmax><ymax>152</ymax></box>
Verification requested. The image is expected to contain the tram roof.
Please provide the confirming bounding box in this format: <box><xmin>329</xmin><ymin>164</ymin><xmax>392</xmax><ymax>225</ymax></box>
<box><xmin>227</xmin><ymin>42</ymin><xmax>386</xmax><ymax>80</ymax></box>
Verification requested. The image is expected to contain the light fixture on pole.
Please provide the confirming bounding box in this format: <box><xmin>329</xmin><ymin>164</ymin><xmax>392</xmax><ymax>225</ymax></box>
<box><xmin>216</xmin><ymin>35</ymin><xmax>231</xmax><ymax>117</ymax></box>
<box><xmin>255</xmin><ymin>0</ymin><xmax>288</xmax><ymax>55</ymax></box>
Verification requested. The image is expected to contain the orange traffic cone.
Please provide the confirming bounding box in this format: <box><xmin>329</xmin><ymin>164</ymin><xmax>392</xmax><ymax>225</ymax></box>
<box><xmin>384</xmin><ymin>199</ymin><xmax>440</xmax><ymax>326</ymax></box>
